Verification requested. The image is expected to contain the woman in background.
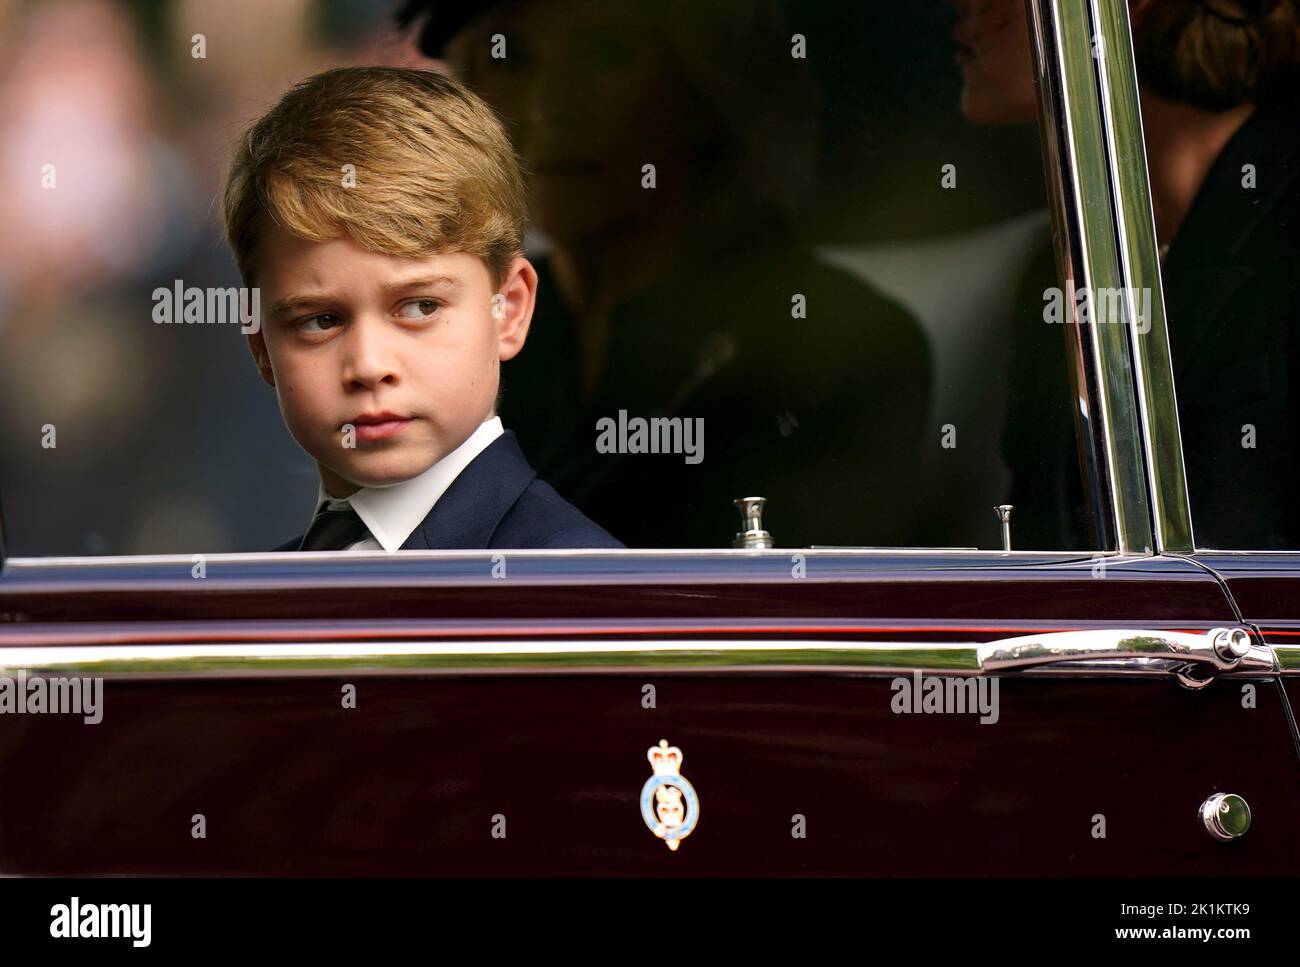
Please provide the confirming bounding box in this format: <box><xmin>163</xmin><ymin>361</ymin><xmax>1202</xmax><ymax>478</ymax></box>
<box><xmin>953</xmin><ymin>0</ymin><xmax>1300</xmax><ymax>548</ymax></box>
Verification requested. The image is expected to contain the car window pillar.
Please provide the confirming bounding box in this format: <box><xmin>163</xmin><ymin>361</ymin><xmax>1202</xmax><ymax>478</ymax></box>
<box><xmin>1028</xmin><ymin>0</ymin><xmax>1192</xmax><ymax>554</ymax></box>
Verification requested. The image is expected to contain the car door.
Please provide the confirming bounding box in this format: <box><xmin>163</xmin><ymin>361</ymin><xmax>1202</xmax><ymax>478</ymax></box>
<box><xmin>0</xmin><ymin>546</ymin><xmax>1286</xmax><ymax>876</ymax></box>
<box><xmin>0</xmin><ymin>0</ymin><xmax>1296</xmax><ymax>876</ymax></box>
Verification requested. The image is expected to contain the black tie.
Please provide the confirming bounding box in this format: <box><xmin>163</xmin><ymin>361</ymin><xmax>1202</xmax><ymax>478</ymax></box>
<box><xmin>297</xmin><ymin>505</ymin><xmax>371</xmax><ymax>551</ymax></box>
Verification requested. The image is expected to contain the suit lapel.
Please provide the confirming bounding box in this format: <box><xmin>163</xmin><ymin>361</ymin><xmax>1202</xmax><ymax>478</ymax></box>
<box><xmin>1167</xmin><ymin>88</ymin><xmax>1300</xmax><ymax>272</ymax></box>
<box><xmin>400</xmin><ymin>431</ymin><xmax>538</xmax><ymax>550</ymax></box>
<box><xmin>1163</xmin><ymin>264</ymin><xmax>1254</xmax><ymax>376</ymax></box>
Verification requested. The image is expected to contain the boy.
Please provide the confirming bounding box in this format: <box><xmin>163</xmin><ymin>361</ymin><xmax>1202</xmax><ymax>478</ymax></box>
<box><xmin>222</xmin><ymin>67</ymin><xmax>621</xmax><ymax>551</ymax></box>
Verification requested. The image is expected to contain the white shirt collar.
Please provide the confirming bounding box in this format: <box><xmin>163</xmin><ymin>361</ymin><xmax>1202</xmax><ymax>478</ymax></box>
<box><xmin>312</xmin><ymin>416</ymin><xmax>505</xmax><ymax>553</ymax></box>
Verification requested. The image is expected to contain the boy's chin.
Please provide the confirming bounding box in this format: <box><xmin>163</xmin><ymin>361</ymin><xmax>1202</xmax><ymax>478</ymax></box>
<box><xmin>325</xmin><ymin>452</ymin><xmax>440</xmax><ymax>490</ymax></box>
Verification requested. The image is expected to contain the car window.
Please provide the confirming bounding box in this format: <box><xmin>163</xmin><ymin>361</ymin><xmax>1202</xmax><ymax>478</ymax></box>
<box><xmin>1159</xmin><ymin>78</ymin><xmax>1300</xmax><ymax>551</ymax></box>
<box><xmin>0</xmin><ymin>0</ymin><xmax>1106</xmax><ymax>556</ymax></box>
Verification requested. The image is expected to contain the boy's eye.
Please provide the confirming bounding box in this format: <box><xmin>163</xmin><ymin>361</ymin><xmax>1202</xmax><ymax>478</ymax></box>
<box><xmin>298</xmin><ymin>313</ymin><xmax>341</xmax><ymax>333</ymax></box>
<box><xmin>396</xmin><ymin>298</ymin><xmax>442</xmax><ymax>321</ymax></box>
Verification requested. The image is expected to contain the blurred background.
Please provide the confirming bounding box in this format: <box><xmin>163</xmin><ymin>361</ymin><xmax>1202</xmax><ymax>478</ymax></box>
<box><xmin>0</xmin><ymin>0</ymin><xmax>1050</xmax><ymax>555</ymax></box>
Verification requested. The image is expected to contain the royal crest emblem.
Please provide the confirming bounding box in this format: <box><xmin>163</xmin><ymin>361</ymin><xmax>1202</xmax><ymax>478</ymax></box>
<box><xmin>640</xmin><ymin>739</ymin><xmax>699</xmax><ymax>851</ymax></box>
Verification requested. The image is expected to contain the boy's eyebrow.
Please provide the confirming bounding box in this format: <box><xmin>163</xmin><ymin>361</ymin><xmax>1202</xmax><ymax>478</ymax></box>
<box><xmin>381</xmin><ymin>275</ymin><xmax>464</xmax><ymax>295</ymax></box>
<box><xmin>268</xmin><ymin>275</ymin><xmax>464</xmax><ymax>317</ymax></box>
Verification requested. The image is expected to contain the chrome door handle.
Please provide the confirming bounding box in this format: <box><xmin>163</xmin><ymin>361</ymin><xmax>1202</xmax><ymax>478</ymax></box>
<box><xmin>977</xmin><ymin>627</ymin><xmax>1273</xmax><ymax>689</ymax></box>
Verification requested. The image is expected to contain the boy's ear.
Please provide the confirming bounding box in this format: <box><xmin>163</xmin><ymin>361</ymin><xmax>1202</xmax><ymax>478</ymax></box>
<box><xmin>246</xmin><ymin>329</ymin><xmax>276</xmax><ymax>387</ymax></box>
<box><xmin>495</xmin><ymin>256</ymin><xmax>537</xmax><ymax>362</ymax></box>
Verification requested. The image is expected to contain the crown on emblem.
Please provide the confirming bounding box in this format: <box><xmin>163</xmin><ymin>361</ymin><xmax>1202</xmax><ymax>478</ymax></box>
<box><xmin>647</xmin><ymin>739</ymin><xmax>683</xmax><ymax>775</ymax></box>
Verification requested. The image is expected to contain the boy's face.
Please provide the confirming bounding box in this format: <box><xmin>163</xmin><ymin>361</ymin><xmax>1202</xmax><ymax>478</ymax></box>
<box><xmin>247</xmin><ymin>224</ymin><xmax>536</xmax><ymax>496</ymax></box>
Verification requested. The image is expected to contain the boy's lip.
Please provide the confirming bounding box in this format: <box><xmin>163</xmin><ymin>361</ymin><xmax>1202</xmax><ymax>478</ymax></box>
<box><xmin>345</xmin><ymin>411</ymin><xmax>415</xmax><ymax>442</ymax></box>
<box><xmin>347</xmin><ymin>410</ymin><xmax>411</xmax><ymax>425</ymax></box>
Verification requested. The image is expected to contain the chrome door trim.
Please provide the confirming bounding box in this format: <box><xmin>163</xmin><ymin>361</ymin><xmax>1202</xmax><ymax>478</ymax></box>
<box><xmin>1276</xmin><ymin>647</ymin><xmax>1300</xmax><ymax>672</ymax></box>
<box><xmin>0</xmin><ymin>548</ymin><xmax>1138</xmax><ymax>594</ymax></box>
<box><xmin>0</xmin><ymin>629</ymin><xmax>1277</xmax><ymax>679</ymax></box>
<box><xmin>0</xmin><ymin>639</ymin><xmax>984</xmax><ymax>677</ymax></box>
<box><xmin>0</xmin><ymin>548</ymin><xmax>1127</xmax><ymax>569</ymax></box>
<box><xmin>1027</xmin><ymin>0</ymin><xmax>1154</xmax><ymax>554</ymax></box>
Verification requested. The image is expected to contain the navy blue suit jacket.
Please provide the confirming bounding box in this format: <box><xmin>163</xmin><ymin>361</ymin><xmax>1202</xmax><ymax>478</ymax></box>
<box><xmin>275</xmin><ymin>431</ymin><xmax>623</xmax><ymax>551</ymax></box>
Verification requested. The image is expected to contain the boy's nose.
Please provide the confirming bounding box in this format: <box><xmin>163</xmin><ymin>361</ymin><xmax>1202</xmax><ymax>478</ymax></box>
<box><xmin>340</xmin><ymin>316</ymin><xmax>400</xmax><ymax>389</ymax></box>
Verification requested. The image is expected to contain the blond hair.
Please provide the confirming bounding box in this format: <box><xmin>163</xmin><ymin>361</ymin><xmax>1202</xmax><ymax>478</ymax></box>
<box><xmin>222</xmin><ymin>67</ymin><xmax>527</xmax><ymax>288</ymax></box>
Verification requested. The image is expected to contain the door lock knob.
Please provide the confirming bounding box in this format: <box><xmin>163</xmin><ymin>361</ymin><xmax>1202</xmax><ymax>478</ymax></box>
<box><xmin>733</xmin><ymin>497</ymin><xmax>773</xmax><ymax>549</ymax></box>
<box><xmin>994</xmin><ymin>504</ymin><xmax>1014</xmax><ymax>551</ymax></box>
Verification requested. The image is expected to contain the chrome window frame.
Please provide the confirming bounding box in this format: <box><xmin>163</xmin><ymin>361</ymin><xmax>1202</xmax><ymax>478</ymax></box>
<box><xmin>1087</xmin><ymin>0</ymin><xmax>1194</xmax><ymax>553</ymax></box>
<box><xmin>1028</xmin><ymin>0</ymin><xmax>1194</xmax><ymax>555</ymax></box>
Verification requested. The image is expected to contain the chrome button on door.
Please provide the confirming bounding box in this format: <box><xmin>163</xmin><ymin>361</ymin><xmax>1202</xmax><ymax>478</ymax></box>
<box><xmin>1212</xmin><ymin>628</ymin><xmax>1252</xmax><ymax>662</ymax></box>
<box><xmin>1200</xmin><ymin>793</ymin><xmax>1251</xmax><ymax>841</ymax></box>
